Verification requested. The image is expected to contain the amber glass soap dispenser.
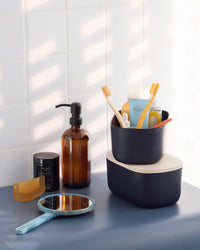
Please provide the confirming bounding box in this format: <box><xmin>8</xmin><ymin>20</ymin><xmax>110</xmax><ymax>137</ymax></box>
<box><xmin>55</xmin><ymin>103</ymin><xmax>90</xmax><ymax>188</ymax></box>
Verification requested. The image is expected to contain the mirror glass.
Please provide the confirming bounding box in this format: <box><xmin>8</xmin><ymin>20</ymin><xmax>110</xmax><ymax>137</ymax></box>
<box><xmin>39</xmin><ymin>195</ymin><xmax>93</xmax><ymax>211</ymax></box>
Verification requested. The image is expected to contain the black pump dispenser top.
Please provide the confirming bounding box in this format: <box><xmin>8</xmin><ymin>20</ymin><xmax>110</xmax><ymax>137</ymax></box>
<box><xmin>55</xmin><ymin>102</ymin><xmax>82</xmax><ymax>126</ymax></box>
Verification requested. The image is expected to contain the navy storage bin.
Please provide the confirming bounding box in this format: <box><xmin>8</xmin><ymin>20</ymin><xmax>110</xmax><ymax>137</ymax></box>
<box><xmin>111</xmin><ymin>110</ymin><xmax>169</xmax><ymax>164</ymax></box>
<box><xmin>107</xmin><ymin>151</ymin><xmax>182</xmax><ymax>208</ymax></box>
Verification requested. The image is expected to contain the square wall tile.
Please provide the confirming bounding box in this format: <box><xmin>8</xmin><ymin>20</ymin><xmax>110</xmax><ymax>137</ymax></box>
<box><xmin>0</xmin><ymin>61</ymin><xmax>26</xmax><ymax>105</ymax></box>
<box><xmin>106</xmin><ymin>0</ymin><xmax>131</xmax><ymax>3</ymax></box>
<box><xmin>69</xmin><ymin>93</ymin><xmax>107</xmax><ymax>136</ymax></box>
<box><xmin>107</xmin><ymin>45</ymin><xmax>143</xmax><ymax>91</ymax></box>
<box><xmin>68</xmin><ymin>6</ymin><xmax>105</xmax><ymax>52</ymax></box>
<box><xmin>0</xmin><ymin>148</ymin><xmax>29</xmax><ymax>187</ymax></box>
<box><xmin>172</xmin><ymin>1</ymin><xmax>200</xmax><ymax>44</ymax></box>
<box><xmin>106</xmin><ymin>1</ymin><xmax>142</xmax><ymax>47</ymax></box>
<box><xmin>0</xmin><ymin>105</ymin><xmax>28</xmax><ymax>150</ymax></box>
<box><xmin>143</xmin><ymin>42</ymin><xmax>175</xmax><ymax>87</ymax></box>
<box><xmin>68</xmin><ymin>0</ymin><xmax>103</xmax><ymax>8</ymax></box>
<box><xmin>27</xmin><ymin>11</ymin><xmax>66</xmax><ymax>57</ymax></box>
<box><xmin>171</xmin><ymin>41</ymin><xmax>200</xmax><ymax>83</ymax></box>
<box><xmin>0</xmin><ymin>0</ymin><xmax>24</xmax><ymax>14</ymax></box>
<box><xmin>68</xmin><ymin>49</ymin><xmax>105</xmax><ymax>96</ymax></box>
<box><xmin>26</xmin><ymin>0</ymin><xmax>65</xmax><ymax>12</ymax></box>
<box><xmin>29</xmin><ymin>98</ymin><xmax>67</xmax><ymax>145</ymax></box>
<box><xmin>0</xmin><ymin>16</ymin><xmax>25</xmax><ymax>60</ymax></box>
<box><xmin>28</xmin><ymin>55</ymin><xmax>66</xmax><ymax>101</ymax></box>
<box><xmin>144</xmin><ymin>0</ymin><xmax>174</xmax><ymax>42</ymax></box>
<box><xmin>91</xmin><ymin>135</ymin><xmax>107</xmax><ymax>173</ymax></box>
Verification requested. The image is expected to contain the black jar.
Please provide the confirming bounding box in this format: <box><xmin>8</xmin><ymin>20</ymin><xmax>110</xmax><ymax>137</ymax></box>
<box><xmin>33</xmin><ymin>152</ymin><xmax>59</xmax><ymax>192</ymax></box>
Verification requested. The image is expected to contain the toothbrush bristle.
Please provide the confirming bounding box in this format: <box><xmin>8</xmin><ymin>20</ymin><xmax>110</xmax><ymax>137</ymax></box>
<box><xmin>150</xmin><ymin>83</ymin><xmax>159</xmax><ymax>94</ymax></box>
<box><xmin>101</xmin><ymin>85</ymin><xmax>111</xmax><ymax>97</ymax></box>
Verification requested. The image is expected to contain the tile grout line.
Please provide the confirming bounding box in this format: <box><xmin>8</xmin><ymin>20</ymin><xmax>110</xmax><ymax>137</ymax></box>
<box><xmin>142</xmin><ymin>0</ymin><xmax>145</xmax><ymax>90</ymax></box>
<box><xmin>24</xmin><ymin>0</ymin><xmax>32</xmax><ymax>178</ymax></box>
<box><xmin>0</xmin><ymin>130</ymin><xmax>107</xmax><ymax>153</ymax></box>
<box><xmin>104</xmin><ymin>0</ymin><xmax>109</xmax><ymax>152</ymax></box>
<box><xmin>0</xmin><ymin>0</ymin><xmax>138</xmax><ymax>17</ymax></box>
<box><xmin>0</xmin><ymin>39</ymin><xmax>172</xmax><ymax>63</ymax></box>
<box><xmin>66</xmin><ymin>0</ymin><xmax>69</xmax><ymax>98</ymax></box>
<box><xmin>65</xmin><ymin>0</ymin><xmax>70</xmax><ymax>124</ymax></box>
<box><xmin>1</xmin><ymin>81</ymin><xmax>178</xmax><ymax>108</ymax></box>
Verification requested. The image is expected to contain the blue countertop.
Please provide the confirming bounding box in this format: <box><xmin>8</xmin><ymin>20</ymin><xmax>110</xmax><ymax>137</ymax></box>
<box><xmin>1</xmin><ymin>173</ymin><xmax>200</xmax><ymax>250</ymax></box>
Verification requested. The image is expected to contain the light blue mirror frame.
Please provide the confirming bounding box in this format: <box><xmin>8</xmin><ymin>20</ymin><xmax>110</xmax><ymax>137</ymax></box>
<box><xmin>16</xmin><ymin>193</ymin><xmax>95</xmax><ymax>235</ymax></box>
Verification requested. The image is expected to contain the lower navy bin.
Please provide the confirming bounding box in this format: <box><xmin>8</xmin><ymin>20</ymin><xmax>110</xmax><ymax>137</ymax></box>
<box><xmin>107</xmin><ymin>151</ymin><xmax>182</xmax><ymax>209</ymax></box>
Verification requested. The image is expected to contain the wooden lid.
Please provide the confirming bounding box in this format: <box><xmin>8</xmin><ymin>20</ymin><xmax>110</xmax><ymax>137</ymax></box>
<box><xmin>106</xmin><ymin>151</ymin><xmax>183</xmax><ymax>174</ymax></box>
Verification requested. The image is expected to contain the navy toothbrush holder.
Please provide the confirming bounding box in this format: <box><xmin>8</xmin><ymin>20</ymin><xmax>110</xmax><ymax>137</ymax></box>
<box><xmin>107</xmin><ymin>110</ymin><xmax>183</xmax><ymax>208</ymax></box>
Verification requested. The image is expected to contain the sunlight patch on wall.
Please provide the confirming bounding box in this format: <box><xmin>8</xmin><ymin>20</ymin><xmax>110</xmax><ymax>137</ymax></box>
<box><xmin>0</xmin><ymin>94</ymin><xmax>4</xmax><ymax>106</ymax></box>
<box><xmin>86</xmin><ymin>93</ymin><xmax>104</xmax><ymax>112</ymax></box>
<box><xmin>91</xmin><ymin>137</ymin><xmax>107</xmax><ymax>159</ymax></box>
<box><xmin>87</xmin><ymin>113</ymin><xmax>106</xmax><ymax>135</ymax></box>
<box><xmin>81</xmin><ymin>14</ymin><xmax>104</xmax><ymax>38</ymax></box>
<box><xmin>30</xmin><ymin>65</ymin><xmax>60</xmax><ymax>91</ymax></box>
<box><xmin>143</xmin><ymin>62</ymin><xmax>151</xmax><ymax>80</ymax></box>
<box><xmin>29</xmin><ymin>40</ymin><xmax>56</xmax><ymax>57</ymax></box>
<box><xmin>0</xmin><ymin>119</ymin><xmax>4</xmax><ymax>129</ymax></box>
<box><xmin>92</xmin><ymin>164</ymin><xmax>106</xmax><ymax>173</ymax></box>
<box><xmin>33</xmin><ymin>115</ymin><xmax>64</xmax><ymax>141</ymax></box>
<box><xmin>42</xmin><ymin>90</ymin><xmax>63</xmax><ymax>100</ymax></box>
<box><xmin>86</xmin><ymin>66</ymin><xmax>105</xmax><ymax>87</ymax></box>
<box><xmin>127</xmin><ymin>65</ymin><xmax>143</xmax><ymax>86</ymax></box>
<box><xmin>83</xmin><ymin>49</ymin><xmax>104</xmax><ymax>64</ymax></box>
<box><xmin>32</xmin><ymin>101</ymin><xmax>52</xmax><ymax>116</ymax></box>
<box><xmin>26</xmin><ymin>0</ymin><xmax>49</xmax><ymax>12</ymax></box>
<box><xmin>129</xmin><ymin>40</ymin><xmax>149</xmax><ymax>61</ymax></box>
<box><xmin>0</xmin><ymin>70</ymin><xmax>3</xmax><ymax>105</ymax></box>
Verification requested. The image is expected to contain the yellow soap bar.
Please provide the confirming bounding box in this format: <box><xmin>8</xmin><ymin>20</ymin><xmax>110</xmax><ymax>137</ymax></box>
<box><xmin>13</xmin><ymin>176</ymin><xmax>45</xmax><ymax>202</ymax></box>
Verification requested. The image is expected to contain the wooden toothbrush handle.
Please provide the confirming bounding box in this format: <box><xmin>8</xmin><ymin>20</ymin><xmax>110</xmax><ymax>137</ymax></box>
<box><xmin>107</xmin><ymin>98</ymin><xmax>127</xmax><ymax>128</ymax></box>
<box><xmin>136</xmin><ymin>95</ymin><xmax>156</xmax><ymax>129</ymax></box>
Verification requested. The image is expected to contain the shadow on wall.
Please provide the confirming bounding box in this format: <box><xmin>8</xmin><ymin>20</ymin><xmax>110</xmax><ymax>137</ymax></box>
<box><xmin>0</xmin><ymin>0</ymin><xmax>153</xmax><ymax>187</ymax></box>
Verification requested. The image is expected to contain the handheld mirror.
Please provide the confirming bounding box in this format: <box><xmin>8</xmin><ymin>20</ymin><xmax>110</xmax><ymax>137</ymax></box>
<box><xmin>16</xmin><ymin>193</ymin><xmax>95</xmax><ymax>235</ymax></box>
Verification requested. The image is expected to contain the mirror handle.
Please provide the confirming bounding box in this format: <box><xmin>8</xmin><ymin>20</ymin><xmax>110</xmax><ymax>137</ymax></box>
<box><xmin>16</xmin><ymin>212</ymin><xmax>56</xmax><ymax>235</ymax></box>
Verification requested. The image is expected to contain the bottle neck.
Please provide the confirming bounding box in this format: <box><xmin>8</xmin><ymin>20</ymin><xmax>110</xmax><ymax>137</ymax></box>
<box><xmin>71</xmin><ymin>125</ymin><xmax>81</xmax><ymax>131</ymax></box>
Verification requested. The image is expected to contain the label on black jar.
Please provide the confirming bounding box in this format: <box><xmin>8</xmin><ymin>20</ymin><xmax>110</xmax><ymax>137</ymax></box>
<box><xmin>35</xmin><ymin>164</ymin><xmax>58</xmax><ymax>191</ymax></box>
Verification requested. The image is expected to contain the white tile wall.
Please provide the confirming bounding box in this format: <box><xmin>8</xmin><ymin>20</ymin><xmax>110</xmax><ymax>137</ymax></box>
<box><xmin>27</xmin><ymin>11</ymin><xmax>66</xmax><ymax>57</ymax></box>
<box><xmin>69</xmin><ymin>92</ymin><xmax>107</xmax><ymax>136</ymax></box>
<box><xmin>68</xmin><ymin>0</ymin><xmax>104</xmax><ymax>8</ymax></box>
<box><xmin>29</xmin><ymin>98</ymin><xmax>67</xmax><ymax>144</ymax></box>
<box><xmin>0</xmin><ymin>61</ymin><xmax>26</xmax><ymax>105</ymax></box>
<box><xmin>0</xmin><ymin>0</ymin><xmax>199</xmax><ymax>188</ymax></box>
<box><xmin>91</xmin><ymin>134</ymin><xmax>107</xmax><ymax>173</ymax></box>
<box><xmin>0</xmin><ymin>105</ymin><xmax>28</xmax><ymax>150</ymax></box>
<box><xmin>106</xmin><ymin>1</ymin><xmax>142</xmax><ymax>47</ymax></box>
<box><xmin>0</xmin><ymin>0</ymin><xmax>24</xmax><ymax>14</ymax></box>
<box><xmin>1</xmin><ymin>148</ymin><xmax>29</xmax><ymax>187</ymax></box>
<box><xmin>68</xmin><ymin>6</ymin><xmax>105</xmax><ymax>52</ymax></box>
<box><xmin>0</xmin><ymin>16</ymin><xmax>25</xmax><ymax>60</ymax></box>
<box><xmin>26</xmin><ymin>0</ymin><xmax>65</xmax><ymax>12</ymax></box>
<box><xmin>28</xmin><ymin>55</ymin><xmax>66</xmax><ymax>101</ymax></box>
<box><xmin>143</xmin><ymin>0</ymin><xmax>175</xmax><ymax>42</ymax></box>
<box><xmin>107</xmin><ymin>45</ymin><xmax>143</xmax><ymax>90</ymax></box>
<box><xmin>143</xmin><ymin>41</ymin><xmax>175</xmax><ymax>86</ymax></box>
<box><xmin>68</xmin><ymin>49</ymin><xmax>105</xmax><ymax>96</ymax></box>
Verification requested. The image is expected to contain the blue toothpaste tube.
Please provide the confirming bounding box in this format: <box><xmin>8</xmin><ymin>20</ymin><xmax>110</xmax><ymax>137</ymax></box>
<box><xmin>128</xmin><ymin>98</ymin><xmax>150</xmax><ymax>129</ymax></box>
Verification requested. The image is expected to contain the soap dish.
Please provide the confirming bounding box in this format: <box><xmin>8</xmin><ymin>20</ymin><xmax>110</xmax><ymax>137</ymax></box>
<box><xmin>107</xmin><ymin>151</ymin><xmax>182</xmax><ymax>208</ymax></box>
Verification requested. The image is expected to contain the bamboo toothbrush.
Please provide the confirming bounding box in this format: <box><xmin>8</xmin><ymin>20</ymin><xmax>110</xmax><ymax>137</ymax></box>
<box><xmin>136</xmin><ymin>83</ymin><xmax>160</xmax><ymax>129</ymax></box>
<box><xmin>101</xmin><ymin>85</ymin><xmax>127</xmax><ymax>128</ymax></box>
